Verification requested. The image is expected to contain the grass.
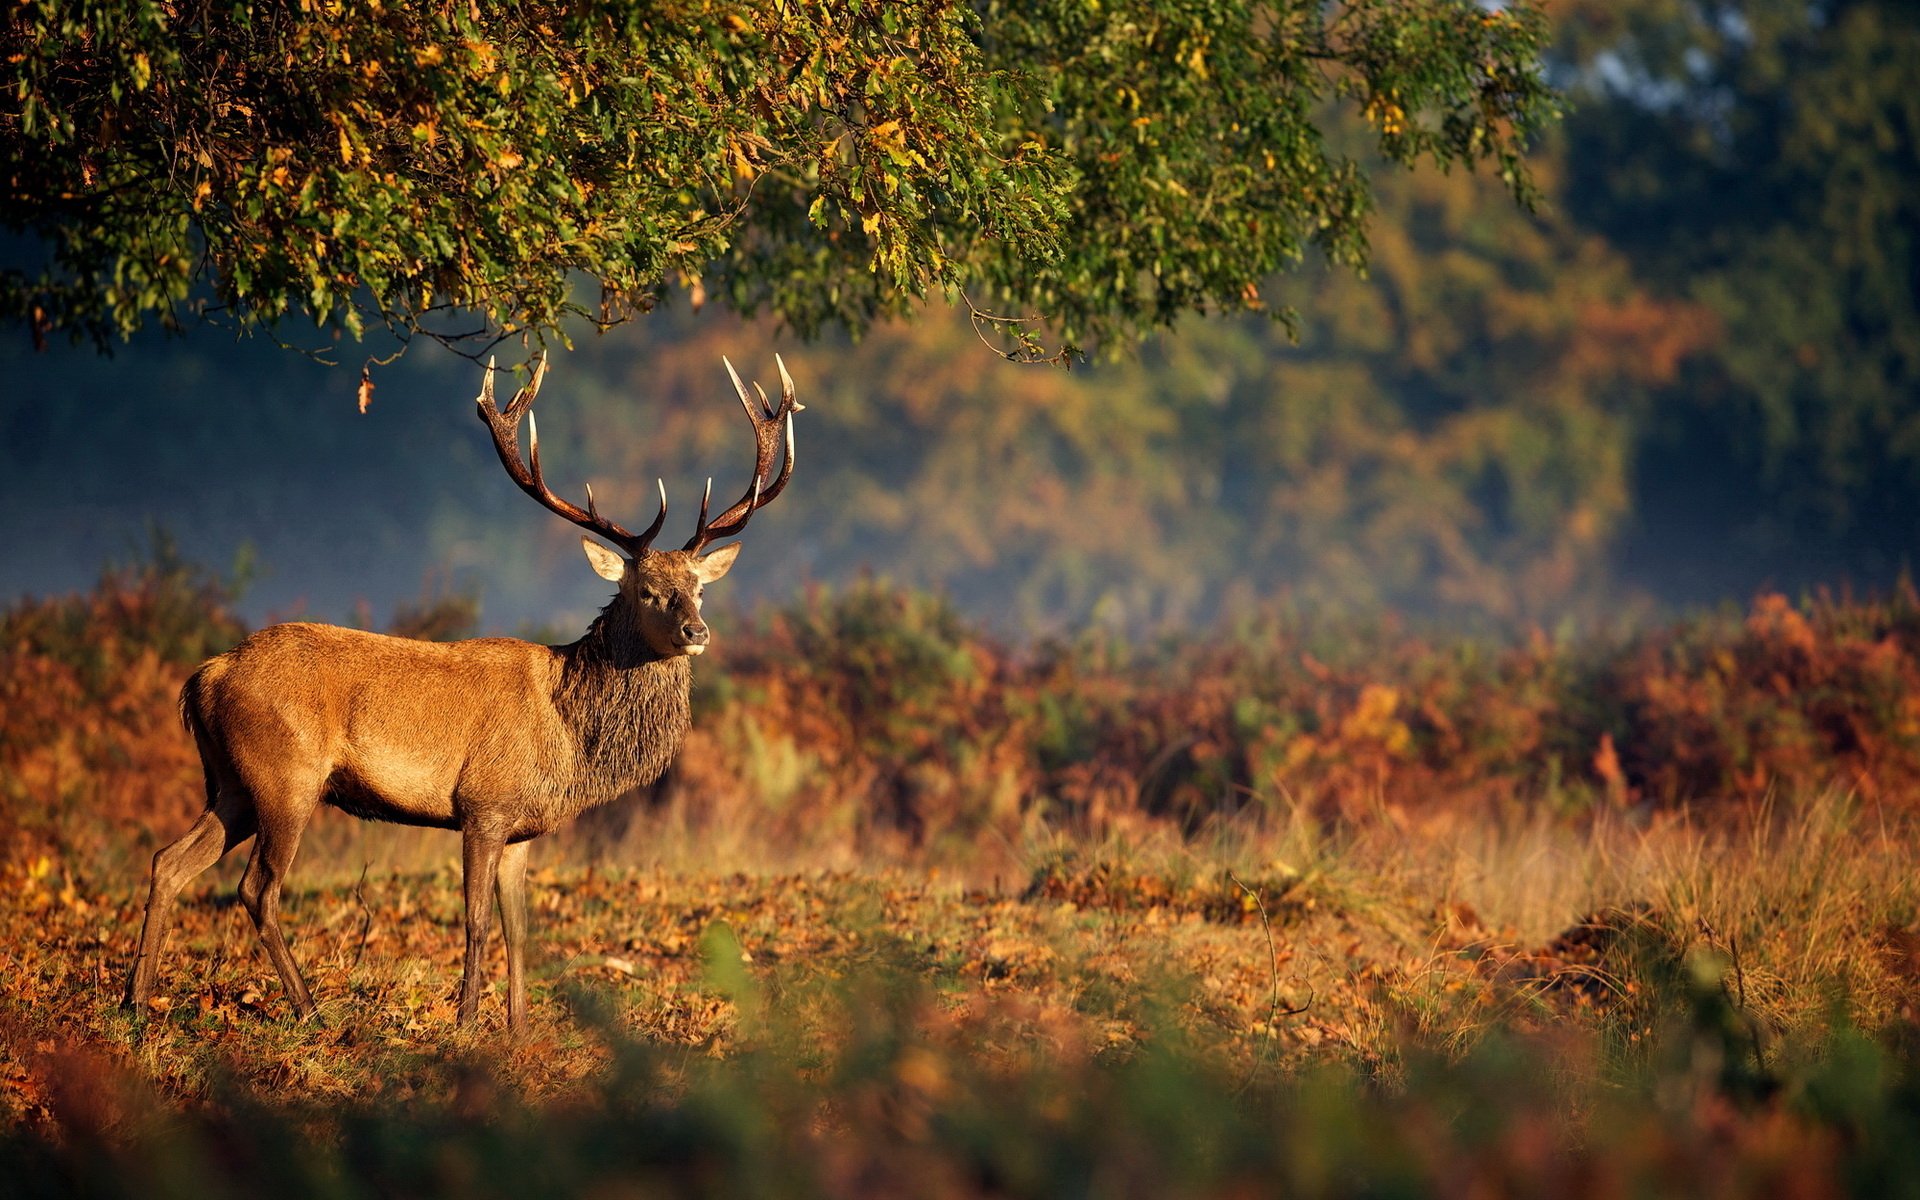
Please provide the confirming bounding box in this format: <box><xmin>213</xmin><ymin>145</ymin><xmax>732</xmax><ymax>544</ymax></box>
<box><xmin>6</xmin><ymin>792</ymin><xmax>1917</xmax><ymax>1088</ymax></box>
<box><xmin>6</xmin><ymin>787</ymin><xmax>1920</xmax><ymax>1195</ymax></box>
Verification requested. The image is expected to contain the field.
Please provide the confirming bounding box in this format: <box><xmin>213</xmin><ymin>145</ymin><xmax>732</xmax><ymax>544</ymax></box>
<box><xmin>6</xmin><ymin>556</ymin><xmax>1920</xmax><ymax>1196</ymax></box>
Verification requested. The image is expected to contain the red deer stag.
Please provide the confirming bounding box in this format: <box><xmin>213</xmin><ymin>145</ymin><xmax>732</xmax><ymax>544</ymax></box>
<box><xmin>125</xmin><ymin>354</ymin><xmax>801</xmax><ymax>1028</ymax></box>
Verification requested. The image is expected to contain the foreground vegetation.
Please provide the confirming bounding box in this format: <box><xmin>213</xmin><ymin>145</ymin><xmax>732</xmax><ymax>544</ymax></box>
<box><xmin>7</xmin><ymin>792</ymin><xmax>1920</xmax><ymax>1196</ymax></box>
<box><xmin>5</xmin><ymin>557</ymin><xmax>1920</xmax><ymax>1194</ymax></box>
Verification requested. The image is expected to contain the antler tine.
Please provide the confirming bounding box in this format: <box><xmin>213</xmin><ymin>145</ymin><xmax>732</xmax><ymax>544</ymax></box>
<box><xmin>723</xmin><ymin>356</ymin><xmax>755</xmax><ymax>421</ymax></box>
<box><xmin>686</xmin><ymin>421</ymin><xmax>794</xmax><ymax>547</ymax></box>
<box><xmin>678</xmin><ymin>477</ymin><xmax>713</xmax><ymax>551</ymax></box>
<box><xmin>776</xmin><ymin>354</ymin><xmax>805</xmax><ymax>412</ymax></box>
<box><xmin>684</xmin><ymin>357</ymin><xmax>801</xmax><ymax>552</ymax></box>
<box><xmin>737</xmin><ymin>473</ymin><xmax>765</xmax><ymax>533</ymax></box>
<box><xmin>756</xmin><ymin>410</ymin><xmax>796</xmax><ymax>506</ymax></box>
<box><xmin>636</xmin><ymin>478</ymin><xmax>669</xmax><ymax>548</ymax></box>
<box><xmin>526</xmin><ymin>409</ymin><xmax>545</xmax><ymax>487</ymax></box>
<box><xmin>475</xmin><ymin>356</ymin><xmax>661</xmax><ymax>557</ymax></box>
<box><xmin>505</xmin><ymin>351</ymin><xmax>550</xmax><ymax>421</ymax></box>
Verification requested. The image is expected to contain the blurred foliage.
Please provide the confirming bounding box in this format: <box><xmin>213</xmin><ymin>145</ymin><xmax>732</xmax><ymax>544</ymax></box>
<box><xmin>1554</xmin><ymin>0</ymin><xmax>1920</xmax><ymax>594</ymax></box>
<box><xmin>0</xmin><ymin>536</ymin><xmax>247</xmax><ymax>862</ymax></box>
<box><xmin>0</xmin><ymin>0</ymin><xmax>1554</xmax><ymax>358</ymax></box>
<box><xmin>15</xmin><ymin>558</ymin><xmax>1918</xmax><ymax>875</ymax></box>
<box><xmin>559</xmin><ymin>234</ymin><xmax>1695</xmax><ymax>633</ymax></box>
<box><xmin>381</xmin><ymin>584</ymin><xmax>482</xmax><ymax>643</ymax></box>
<box><xmin>0</xmin><ymin>531</ymin><xmax>249</xmax><ymax>680</ymax></box>
<box><xmin>686</xmin><ymin>578</ymin><xmax>1920</xmax><ymax>852</ymax></box>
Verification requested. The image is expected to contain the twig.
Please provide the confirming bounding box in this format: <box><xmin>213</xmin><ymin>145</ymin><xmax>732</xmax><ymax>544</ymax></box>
<box><xmin>1697</xmin><ymin>915</ymin><xmax>1768</xmax><ymax>1075</ymax></box>
<box><xmin>1728</xmin><ymin>929</ymin><xmax>1767</xmax><ymax>1073</ymax></box>
<box><xmin>1229</xmin><ymin>870</ymin><xmax>1311</xmax><ymax>1094</ymax></box>
<box><xmin>959</xmin><ymin>288</ymin><xmax>1082</xmax><ymax>366</ymax></box>
<box><xmin>348</xmin><ymin>862</ymin><xmax>376</xmax><ymax>973</ymax></box>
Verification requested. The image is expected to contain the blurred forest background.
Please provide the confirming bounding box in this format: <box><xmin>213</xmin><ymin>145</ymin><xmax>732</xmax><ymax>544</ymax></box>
<box><xmin>3</xmin><ymin>0</ymin><xmax>1914</xmax><ymax>636</ymax></box>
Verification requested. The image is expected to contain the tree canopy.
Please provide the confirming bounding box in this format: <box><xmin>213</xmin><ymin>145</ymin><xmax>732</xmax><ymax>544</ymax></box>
<box><xmin>6</xmin><ymin>0</ymin><xmax>1916</xmax><ymax>629</ymax></box>
<box><xmin>3</xmin><ymin>0</ymin><xmax>1555</xmax><ymax>361</ymax></box>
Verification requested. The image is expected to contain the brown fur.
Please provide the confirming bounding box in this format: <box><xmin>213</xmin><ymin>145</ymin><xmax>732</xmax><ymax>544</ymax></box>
<box><xmin>126</xmin><ymin>545</ymin><xmax>736</xmax><ymax>1029</ymax></box>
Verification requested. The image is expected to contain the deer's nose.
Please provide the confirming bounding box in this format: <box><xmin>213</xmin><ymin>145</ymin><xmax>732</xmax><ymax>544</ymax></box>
<box><xmin>679</xmin><ymin>621</ymin><xmax>709</xmax><ymax>646</ymax></box>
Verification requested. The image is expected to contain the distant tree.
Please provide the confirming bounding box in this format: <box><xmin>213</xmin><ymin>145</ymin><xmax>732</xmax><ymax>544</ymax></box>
<box><xmin>2</xmin><ymin>1</ymin><xmax>1555</xmax><ymax>362</ymax></box>
<box><xmin>1555</xmin><ymin>0</ymin><xmax>1920</xmax><ymax>591</ymax></box>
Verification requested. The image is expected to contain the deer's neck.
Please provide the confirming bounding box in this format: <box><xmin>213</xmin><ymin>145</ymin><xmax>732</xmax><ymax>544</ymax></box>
<box><xmin>553</xmin><ymin>607</ymin><xmax>693</xmax><ymax>810</ymax></box>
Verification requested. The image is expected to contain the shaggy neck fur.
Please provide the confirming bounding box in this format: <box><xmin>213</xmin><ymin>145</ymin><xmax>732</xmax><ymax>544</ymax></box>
<box><xmin>553</xmin><ymin>597</ymin><xmax>693</xmax><ymax>812</ymax></box>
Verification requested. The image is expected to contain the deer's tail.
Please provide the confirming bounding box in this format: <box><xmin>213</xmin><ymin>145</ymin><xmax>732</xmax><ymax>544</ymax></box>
<box><xmin>177</xmin><ymin>665</ymin><xmax>224</xmax><ymax>811</ymax></box>
<box><xmin>177</xmin><ymin>664</ymin><xmax>209</xmax><ymax>735</ymax></box>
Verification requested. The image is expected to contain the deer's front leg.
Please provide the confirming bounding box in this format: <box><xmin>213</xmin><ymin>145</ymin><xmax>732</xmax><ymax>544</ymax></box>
<box><xmin>458</xmin><ymin>827</ymin><xmax>507</xmax><ymax>1027</ymax></box>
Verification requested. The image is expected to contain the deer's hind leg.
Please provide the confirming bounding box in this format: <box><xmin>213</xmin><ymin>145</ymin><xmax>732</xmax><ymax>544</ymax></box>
<box><xmin>235</xmin><ymin>771</ymin><xmax>325</xmax><ymax>1021</ymax></box>
<box><xmin>496</xmin><ymin>839</ymin><xmax>533</xmax><ymax>1032</ymax></box>
<box><xmin>125</xmin><ymin>775</ymin><xmax>257</xmax><ymax>1010</ymax></box>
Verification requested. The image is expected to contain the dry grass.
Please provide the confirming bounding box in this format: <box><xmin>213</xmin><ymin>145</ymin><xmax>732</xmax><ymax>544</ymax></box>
<box><xmin>6</xmin><ymin>788</ymin><xmax>1914</xmax><ymax>1117</ymax></box>
<box><xmin>7</xmin><ymin>778</ymin><xmax>1920</xmax><ymax>1197</ymax></box>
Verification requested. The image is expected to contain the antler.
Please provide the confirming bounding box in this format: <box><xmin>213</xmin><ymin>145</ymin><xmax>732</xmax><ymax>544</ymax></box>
<box><xmin>476</xmin><ymin>353</ymin><xmax>801</xmax><ymax>560</ymax></box>
<box><xmin>682</xmin><ymin>355</ymin><xmax>802</xmax><ymax>553</ymax></box>
<box><xmin>475</xmin><ymin>354</ymin><xmax>669</xmax><ymax>557</ymax></box>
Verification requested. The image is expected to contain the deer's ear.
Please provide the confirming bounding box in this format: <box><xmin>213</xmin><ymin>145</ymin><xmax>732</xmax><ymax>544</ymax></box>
<box><xmin>692</xmin><ymin>541</ymin><xmax>742</xmax><ymax>583</ymax></box>
<box><xmin>581</xmin><ymin>536</ymin><xmax>627</xmax><ymax>582</ymax></box>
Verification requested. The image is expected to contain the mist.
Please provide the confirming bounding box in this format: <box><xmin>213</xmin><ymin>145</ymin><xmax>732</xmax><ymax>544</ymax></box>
<box><xmin>4</xmin><ymin>296</ymin><xmax>1911</xmax><ymax>643</ymax></box>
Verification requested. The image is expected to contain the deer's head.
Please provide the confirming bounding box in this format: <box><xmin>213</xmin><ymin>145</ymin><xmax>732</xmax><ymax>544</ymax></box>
<box><xmin>579</xmin><ymin>544</ymin><xmax>737</xmax><ymax>657</ymax></box>
<box><xmin>477</xmin><ymin>355</ymin><xmax>801</xmax><ymax>660</ymax></box>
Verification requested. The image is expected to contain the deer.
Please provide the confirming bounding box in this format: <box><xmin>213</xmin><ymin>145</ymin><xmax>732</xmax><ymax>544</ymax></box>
<box><xmin>124</xmin><ymin>353</ymin><xmax>801</xmax><ymax>1029</ymax></box>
